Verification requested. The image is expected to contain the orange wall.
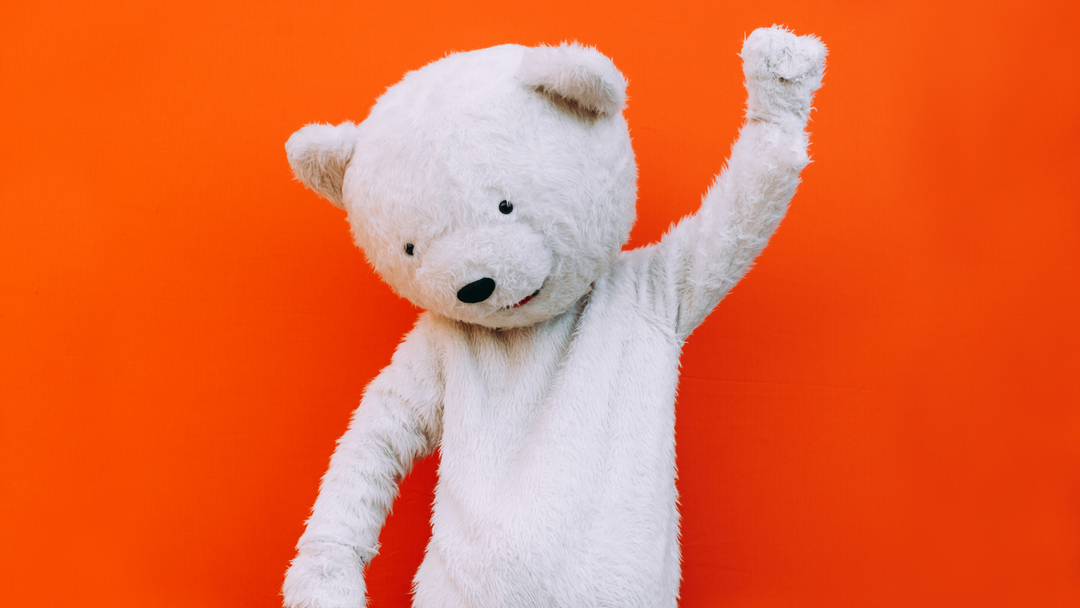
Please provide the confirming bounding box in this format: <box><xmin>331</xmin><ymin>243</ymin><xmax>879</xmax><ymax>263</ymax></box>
<box><xmin>2</xmin><ymin>1</ymin><xmax>1079</xmax><ymax>607</ymax></box>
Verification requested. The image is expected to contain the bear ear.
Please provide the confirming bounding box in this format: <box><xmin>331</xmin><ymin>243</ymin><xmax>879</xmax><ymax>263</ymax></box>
<box><xmin>516</xmin><ymin>42</ymin><xmax>627</xmax><ymax>119</ymax></box>
<box><xmin>285</xmin><ymin>122</ymin><xmax>361</xmax><ymax>210</ymax></box>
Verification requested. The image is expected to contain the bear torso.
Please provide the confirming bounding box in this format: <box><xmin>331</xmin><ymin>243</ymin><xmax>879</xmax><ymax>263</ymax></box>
<box><xmin>413</xmin><ymin>246</ymin><xmax>685</xmax><ymax>608</ymax></box>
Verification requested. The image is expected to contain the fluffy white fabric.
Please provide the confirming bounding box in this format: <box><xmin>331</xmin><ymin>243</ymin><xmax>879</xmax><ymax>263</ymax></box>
<box><xmin>286</xmin><ymin>122</ymin><xmax>361</xmax><ymax>209</ymax></box>
<box><xmin>284</xmin><ymin>26</ymin><xmax>825</xmax><ymax>608</ymax></box>
<box><xmin>516</xmin><ymin>42</ymin><xmax>627</xmax><ymax>117</ymax></box>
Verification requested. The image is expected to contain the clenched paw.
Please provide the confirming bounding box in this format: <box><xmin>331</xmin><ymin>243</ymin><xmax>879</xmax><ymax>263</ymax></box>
<box><xmin>282</xmin><ymin>541</ymin><xmax>368</xmax><ymax>608</ymax></box>
<box><xmin>741</xmin><ymin>26</ymin><xmax>827</xmax><ymax>123</ymax></box>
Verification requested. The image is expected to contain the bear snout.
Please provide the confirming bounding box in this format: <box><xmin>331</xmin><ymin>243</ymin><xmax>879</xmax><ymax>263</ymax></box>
<box><xmin>457</xmin><ymin>278</ymin><xmax>496</xmax><ymax>303</ymax></box>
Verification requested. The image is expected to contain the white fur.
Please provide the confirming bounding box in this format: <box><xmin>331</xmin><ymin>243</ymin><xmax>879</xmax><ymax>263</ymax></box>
<box><xmin>515</xmin><ymin>42</ymin><xmax>627</xmax><ymax>117</ymax></box>
<box><xmin>287</xmin><ymin>122</ymin><xmax>362</xmax><ymax>209</ymax></box>
<box><xmin>284</xmin><ymin>26</ymin><xmax>825</xmax><ymax>608</ymax></box>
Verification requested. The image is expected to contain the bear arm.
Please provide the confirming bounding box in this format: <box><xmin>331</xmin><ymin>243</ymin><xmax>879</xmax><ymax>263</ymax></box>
<box><xmin>283</xmin><ymin>325</ymin><xmax>444</xmax><ymax>608</ymax></box>
<box><xmin>656</xmin><ymin>27</ymin><xmax>825</xmax><ymax>341</ymax></box>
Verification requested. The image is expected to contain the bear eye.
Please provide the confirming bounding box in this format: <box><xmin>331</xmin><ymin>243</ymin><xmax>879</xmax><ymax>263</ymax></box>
<box><xmin>404</xmin><ymin>243</ymin><xmax>414</xmax><ymax>256</ymax></box>
<box><xmin>498</xmin><ymin>200</ymin><xmax>513</xmax><ymax>215</ymax></box>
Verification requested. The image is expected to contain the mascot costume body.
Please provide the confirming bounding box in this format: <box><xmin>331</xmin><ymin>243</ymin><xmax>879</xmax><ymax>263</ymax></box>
<box><xmin>283</xmin><ymin>26</ymin><xmax>826</xmax><ymax>608</ymax></box>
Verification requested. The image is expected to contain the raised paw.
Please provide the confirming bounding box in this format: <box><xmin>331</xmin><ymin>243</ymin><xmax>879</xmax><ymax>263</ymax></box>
<box><xmin>741</xmin><ymin>26</ymin><xmax>827</xmax><ymax>124</ymax></box>
<box><xmin>282</xmin><ymin>541</ymin><xmax>367</xmax><ymax>608</ymax></box>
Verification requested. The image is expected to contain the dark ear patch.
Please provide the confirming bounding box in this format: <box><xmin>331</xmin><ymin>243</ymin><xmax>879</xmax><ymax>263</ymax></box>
<box><xmin>529</xmin><ymin>85</ymin><xmax>602</xmax><ymax>122</ymax></box>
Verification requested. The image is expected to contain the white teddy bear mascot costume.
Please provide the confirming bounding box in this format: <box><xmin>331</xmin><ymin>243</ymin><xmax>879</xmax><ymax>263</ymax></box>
<box><xmin>283</xmin><ymin>26</ymin><xmax>825</xmax><ymax>608</ymax></box>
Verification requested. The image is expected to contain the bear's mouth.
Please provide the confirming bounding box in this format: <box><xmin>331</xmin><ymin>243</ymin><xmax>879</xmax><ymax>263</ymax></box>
<box><xmin>508</xmin><ymin>288</ymin><xmax>542</xmax><ymax>309</ymax></box>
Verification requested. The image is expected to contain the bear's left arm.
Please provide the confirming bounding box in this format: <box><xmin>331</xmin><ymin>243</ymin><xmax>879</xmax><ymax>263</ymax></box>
<box><xmin>652</xmin><ymin>27</ymin><xmax>826</xmax><ymax>340</ymax></box>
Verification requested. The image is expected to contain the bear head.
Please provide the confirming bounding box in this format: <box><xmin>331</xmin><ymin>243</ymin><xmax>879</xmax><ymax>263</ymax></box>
<box><xmin>286</xmin><ymin>43</ymin><xmax>637</xmax><ymax>328</ymax></box>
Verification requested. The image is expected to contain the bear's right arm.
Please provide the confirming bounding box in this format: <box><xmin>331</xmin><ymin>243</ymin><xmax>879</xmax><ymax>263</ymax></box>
<box><xmin>283</xmin><ymin>321</ymin><xmax>444</xmax><ymax>608</ymax></box>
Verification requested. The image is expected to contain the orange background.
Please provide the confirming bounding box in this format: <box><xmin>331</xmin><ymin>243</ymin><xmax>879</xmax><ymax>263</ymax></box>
<box><xmin>2</xmin><ymin>1</ymin><xmax>1079</xmax><ymax>606</ymax></box>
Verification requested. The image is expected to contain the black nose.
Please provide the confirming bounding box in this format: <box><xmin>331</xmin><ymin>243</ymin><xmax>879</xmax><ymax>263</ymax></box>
<box><xmin>457</xmin><ymin>277</ymin><xmax>496</xmax><ymax>303</ymax></box>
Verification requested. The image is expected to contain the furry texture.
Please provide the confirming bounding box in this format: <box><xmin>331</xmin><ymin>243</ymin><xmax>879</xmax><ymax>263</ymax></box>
<box><xmin>284</xmin><ymin>26</ymin><xmax>825</xmax><ymax>608</ymax></box>
<box><xmin>287</xmin><ymin>122</ymin><xmax>362</xmax><ymax>209</ymax></box>
<box><xmin>515</xmin><ymin>42</ymin><xmax>628</xmax><ymax>118</ymax></box>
